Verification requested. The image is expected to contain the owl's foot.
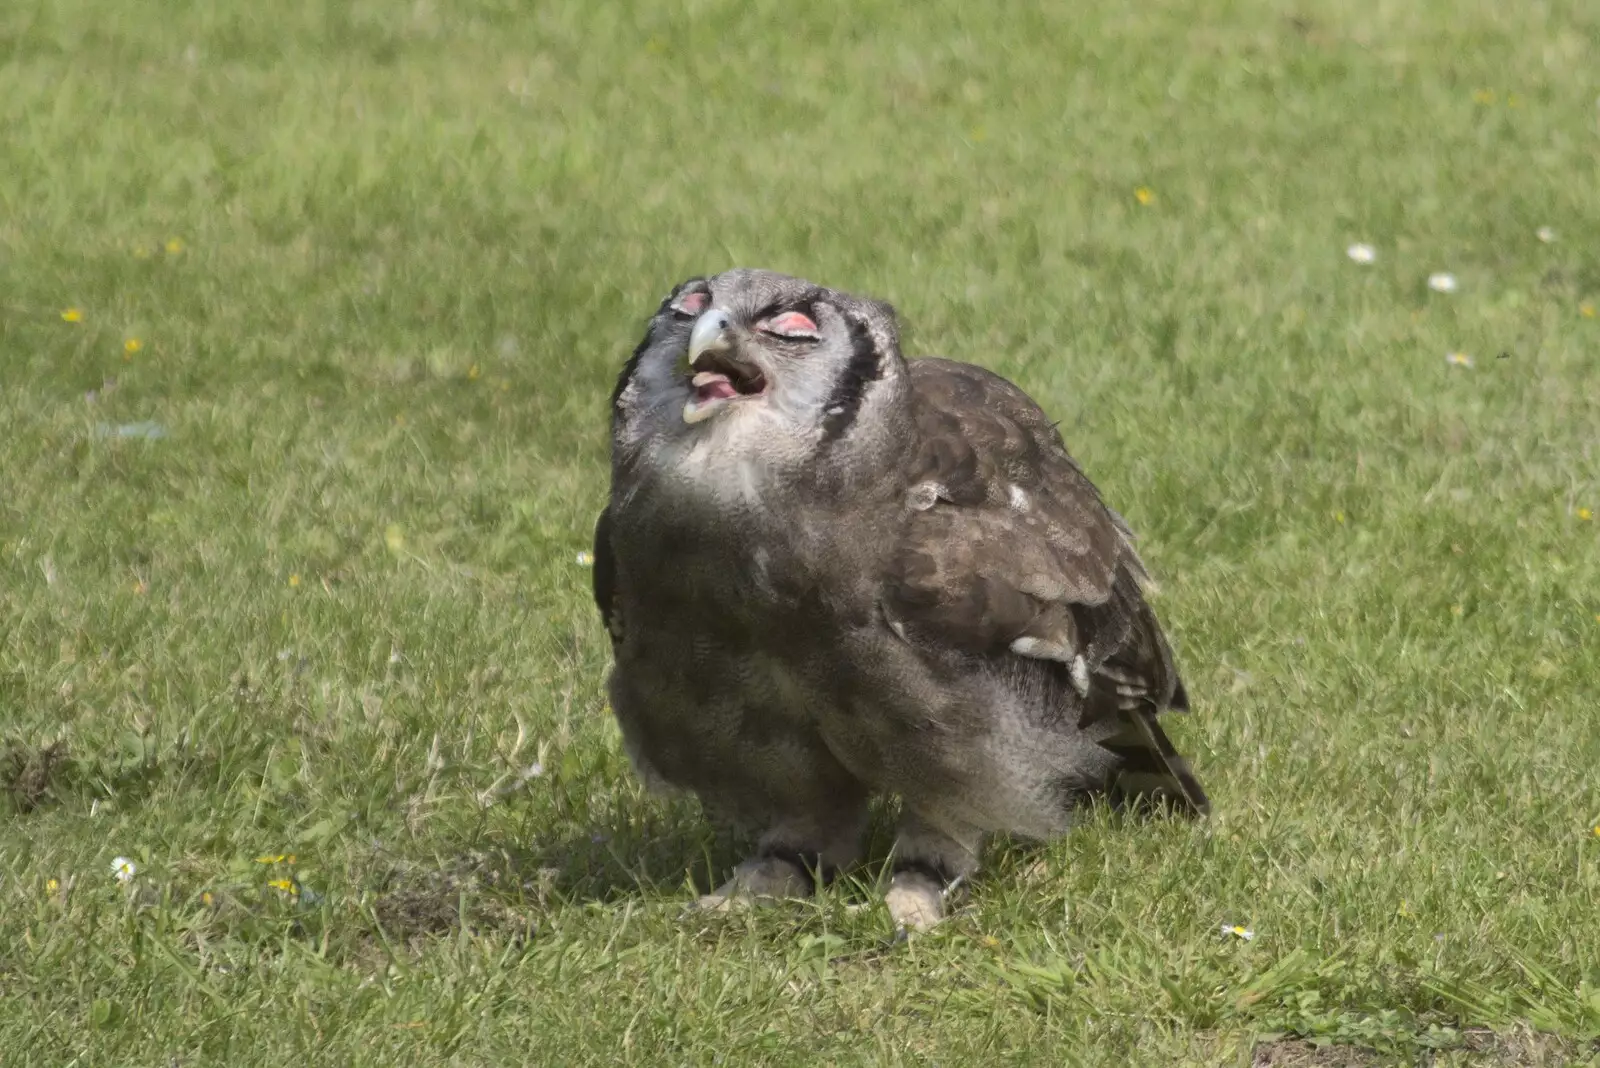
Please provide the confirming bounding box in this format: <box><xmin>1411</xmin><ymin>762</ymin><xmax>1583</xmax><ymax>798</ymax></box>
<box><xmin>694</xmin><ymin>855</ymin><xmax>814</xmax><ymax>912</ymax></box>
<box><xmin>884</xmin><ymin>869</ymin><xmax>945</xmax><ymax>931</ymax></box>
<box><xmin>885</xmin><ymin>809</ymin><xmax>981</xmax><ymax>933</ymax></box>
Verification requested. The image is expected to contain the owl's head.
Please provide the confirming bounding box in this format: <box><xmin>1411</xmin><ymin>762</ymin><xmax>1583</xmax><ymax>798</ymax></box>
<box><xmin>610</xmin><ymin>269</ymin><xmax>909</xmax><ymax>472</ymax></box>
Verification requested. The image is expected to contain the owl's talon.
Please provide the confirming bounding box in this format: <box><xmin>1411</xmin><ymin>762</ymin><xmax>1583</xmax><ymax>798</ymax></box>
<box><xmin>885</xmin><ymin>870</ymin><xmax>946</xmax><ymax>932</ymax></box>
<box><xmin>690</xmin><ymin>855</ymin><xmax>813</xmax><ymax>916</ymax></box>
<box><xmin>691</xmin><ymin>891</ymin><xmax>744</xmax><ymax>913</ymax></box>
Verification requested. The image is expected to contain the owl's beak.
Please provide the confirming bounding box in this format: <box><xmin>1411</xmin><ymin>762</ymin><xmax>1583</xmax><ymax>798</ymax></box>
<box><xmin>682</xmin><ymin>309</ymin><xmax>767</xmax><ymax>424</ymax></box>
<box><xmin>687</xmin><ymin>310</ymin><xmax>733</xmax><ymax>368</ymax></box>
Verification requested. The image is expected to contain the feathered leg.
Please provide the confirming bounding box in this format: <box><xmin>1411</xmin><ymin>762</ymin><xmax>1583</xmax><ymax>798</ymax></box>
<box><xmin>886</xmin><ymin>808</ymin><xmax>983</xmax><ymax>931</ymax></box>
<box><xmin>695</xmin><ymin>807</ymin><xmax>867</xmax><ymax>911</ymax></box>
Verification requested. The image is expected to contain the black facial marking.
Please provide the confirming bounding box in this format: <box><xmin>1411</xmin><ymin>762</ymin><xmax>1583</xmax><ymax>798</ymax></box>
<box><xmin>613</xmin><ymin>278</ymin><xmax>710</xmax><ymax>418</ymax></box>
<box><xmin>820</xmin><ymin>312</ymin><xmax>885</xmax><ymax>442</ymax></box>
<box><xmin>610</xmin><ymin>332</ymin><xmax>653</xmax><ymax>419</ymax></box>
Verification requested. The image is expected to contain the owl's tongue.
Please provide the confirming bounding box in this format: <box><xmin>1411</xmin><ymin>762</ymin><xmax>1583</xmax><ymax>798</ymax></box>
<box><xmin>691</xmin><ymin>371</ymin><xmax>741</xmax><ymax>402</ymax></box>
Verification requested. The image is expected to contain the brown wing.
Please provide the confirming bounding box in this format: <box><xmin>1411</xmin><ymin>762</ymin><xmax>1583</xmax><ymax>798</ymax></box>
<box><xmin>883</xmin><ymin>358</ymin><xmax>1205</xmax><ymax>814</ymax></box>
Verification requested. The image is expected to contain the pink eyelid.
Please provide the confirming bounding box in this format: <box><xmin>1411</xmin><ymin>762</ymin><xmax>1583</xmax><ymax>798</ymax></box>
<box><xmin>672</xmin><ymin>290</ymin><xmax>709</xmax><ymax>316</ymax></box>
<box><xmin>761</xmin><ymin>311</ymin><xmax>819</xmax><ymax>337</ymax></box>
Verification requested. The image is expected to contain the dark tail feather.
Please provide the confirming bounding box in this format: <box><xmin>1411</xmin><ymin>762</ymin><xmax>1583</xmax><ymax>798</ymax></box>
<box><xmin>1099</xmin><ymin>711</ymin><xmax>1210</xmax><ymax>818</ymax></box>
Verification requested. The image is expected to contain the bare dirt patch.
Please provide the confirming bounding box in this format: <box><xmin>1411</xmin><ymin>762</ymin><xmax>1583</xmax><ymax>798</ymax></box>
<box><xmin>1252</xmin><ymin>1040</ymin><xmax>1379</xmax><ymax>1068</ymax></box>
<box><xmin>1251</xmin><ymin>1029</ymin><xmax>1592</xmax><ymax>1067</ymax></box>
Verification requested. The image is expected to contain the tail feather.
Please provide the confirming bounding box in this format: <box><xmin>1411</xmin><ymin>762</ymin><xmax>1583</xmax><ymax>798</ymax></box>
<box><xmin>1098</xmin><ymin>711</ymin><xmax>1210</xmax><ymax>817</ymax></box>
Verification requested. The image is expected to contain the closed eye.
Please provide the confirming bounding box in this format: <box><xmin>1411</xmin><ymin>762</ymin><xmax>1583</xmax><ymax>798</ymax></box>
<box><xmin>668</xmin><ymin>289</ymin><xmax>710</xmax><ymax>319</ymax></box>
<box><xmin>758</xmin><ymin>310</ymin><xmax>821</xmax><ymax>340</ymax></box>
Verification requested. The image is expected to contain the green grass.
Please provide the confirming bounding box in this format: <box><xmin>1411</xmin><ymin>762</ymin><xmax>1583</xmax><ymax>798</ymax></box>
<box><xmin>3</xmin><ymin>0</ymin><xmax>1599</xmax><ymax>1063</ymax></box>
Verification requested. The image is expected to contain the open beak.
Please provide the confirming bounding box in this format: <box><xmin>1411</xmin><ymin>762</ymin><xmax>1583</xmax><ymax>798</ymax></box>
<box><xmin>683</xmin><ymin>310</ymin><xmax>768</xmax><ymax>424</ymax></box>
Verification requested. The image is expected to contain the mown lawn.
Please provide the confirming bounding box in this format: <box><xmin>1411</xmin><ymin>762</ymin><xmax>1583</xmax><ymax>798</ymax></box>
<box><xmin>2</xmin><ymin>0</ymin><xmax>1598</xmax><ymax>1063</ymax></box>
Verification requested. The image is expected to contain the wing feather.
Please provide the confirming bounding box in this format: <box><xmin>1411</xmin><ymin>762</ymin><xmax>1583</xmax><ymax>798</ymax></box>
<box><xmin>882</xmin><ymin>358</ymin><xmax>1205</xmax><ymax>815</ymax></box>
<box><xmin>592</xmin><ymin>506</ymin><xmax>622</xmax><ymax>646</ymax></box>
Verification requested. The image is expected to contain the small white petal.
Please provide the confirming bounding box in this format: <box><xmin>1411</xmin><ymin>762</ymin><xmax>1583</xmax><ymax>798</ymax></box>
<box><xmin>1346</xmin><ymin>243</ymin><xmax>1376</xmax><ymax>264</ymax></box>
<box><xmin>1427</xmin><ymin>272</ymin><xmax>1459</xmax><ymax>293</ymax></box>
<box><xmin>575</xmin><ymin>551</ymin><xmax>594</xmax><ymax>567</ymax></box>
<box><xmin>1445</xmin><ymin>352</ymin><xmax>1474</xmax><ymax>368</ymax></box>
<box><xmin>111</xmin><ymin>856</ymin><xmax>138</xmax><ymax>882</ymax></box>
<box><xmin>1536</xmin><ymin>226</ymin><xmax>1556</xmax><ymax>244</ymax></box>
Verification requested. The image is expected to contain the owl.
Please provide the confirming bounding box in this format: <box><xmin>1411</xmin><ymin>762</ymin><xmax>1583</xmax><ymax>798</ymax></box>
<box><xmin>593</xmin><ymin>268</ymin><xmax>1207</xmax><ymax>930</ymax></box>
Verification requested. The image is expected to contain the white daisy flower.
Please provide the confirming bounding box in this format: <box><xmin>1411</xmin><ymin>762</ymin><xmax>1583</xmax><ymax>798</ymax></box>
<box><xmin>1445</xmin><ymin>352</ymin><xmax>1474</xmax><ymax>368</ymax></box>
<box><xmin>1221</xmin><ymin>923</ymin><xmax>1255</xmax><ymax>941</ymax></box>
<box><xmin>1427</xmin><ymin>272</ymin><xmax>1459</xmax><ymax>293</ymax></box>
<box><xmin>1536</xmin><ymin>226</ymin><xmax>1556</xmax><ymax>244</ymax></box>
<box><xmin>111</xmin><ymin>856</ymin><xmax>138</xmax><ymax>883</ymax></box>
<box><xmin>575</xmin><ymin>551</ymin><xmax>595</xmax><ymax>567</ymax></box>
<box><xmin>1346</xmin><ymin>243</ymin><xmax>1377</xmax><ymax>264</ymax></box>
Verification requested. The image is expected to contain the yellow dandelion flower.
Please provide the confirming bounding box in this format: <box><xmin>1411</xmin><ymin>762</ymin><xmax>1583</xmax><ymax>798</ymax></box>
<box><xmin>165</xmin><ymin>237</ymin><xmax>184</xmax><ymax>254</ymax></box>
<box><xmin>267</xmin><ymin>878</ymin><xmax>297</xmax><ymax>894</ymax></box>
<box><xmin>1333</xmin><ymin>510</ymin><xmax>1346</xmax><ymax>524</ymax></box>
<box><xmin>201</xmin><ymin>890</ymin><xmax>214</xmax><ymax>906</ymax></box>
<box><xmin>1578</xmin><ymin>507</ymin><xmax>1594</xmax><ymax>522</ymax></box>
<box><xmin>61</xmin><ymin>307</ymin><xmax>84</xmax><ymax>323</ymax></box>
<box><xmin>384</xmin><ymin>524</ymin><xmax>405</xmax><ymax>554</ymax></box>
<box><xmin>288</xmin><ymin>573</ymin><xmax>301</xmax><ymax>587</ymax></box>
<box><xmin>1592</xmin><ymin>824</ymin><xmax>1600</xmax><ymax>838</ymax></box>
<box><xmin>467</xmin><ymin>363</ymin><xmax>481</xmax><ymax>381</ymax></box>
<box><xmin>1581</xmin><ymin>303</ymin><xmax>1596</xmax><ymax>319</ymax></box>
<box><xmin>46</xmin><ymin>878</ymin><xmax>59</xmax><ymax>893</ymax></box>
<box><xmin>1472</xmin><ymin>89</ymin><xmax>1495</xmax><ymax>105</ymax></box>
<box><xmin>1134</xmin><ymin>187</ymin><xmax>1155</xmax><ymax>206</ymax></box>
<box><xmin>124</xmin><ymin>338</ymin><xmax>142</xmax><ymax>355</ymax></box>
<box><xmin>1398</xmin><ymin>900</ymin><xmax>1413</xmax><ymax>918</ymax></box>
<box><xmin>254</xmin><ymin>853</ymin><xmax>289</xmax><ymax>864</ymax></box>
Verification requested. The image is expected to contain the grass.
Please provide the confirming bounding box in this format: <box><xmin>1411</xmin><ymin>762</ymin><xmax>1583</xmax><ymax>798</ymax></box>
<box><xmin>2</xmin><ymin>0</ymin><xmax>1599</xmax><ymax>1063</ymax></box>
